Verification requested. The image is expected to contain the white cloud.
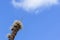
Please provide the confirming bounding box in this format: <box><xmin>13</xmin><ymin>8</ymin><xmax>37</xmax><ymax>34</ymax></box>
<box><xmin>12</xmin><ymin>0</ymin><xmax>59</xmax><ymax>12</ymax></box>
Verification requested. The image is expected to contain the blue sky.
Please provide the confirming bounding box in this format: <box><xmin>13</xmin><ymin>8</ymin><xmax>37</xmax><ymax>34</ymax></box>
<box><xmin>0</xmin><ymin>0</ymin><xmax>60</xmax><ymax>40</ymax></box>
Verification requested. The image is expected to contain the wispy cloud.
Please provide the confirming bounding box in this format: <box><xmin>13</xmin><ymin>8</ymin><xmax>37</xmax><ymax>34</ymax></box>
<box><xmin>12</xmin><ymin>0</ymin><xmax>59</xmax><ymax>12</ymax></box>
